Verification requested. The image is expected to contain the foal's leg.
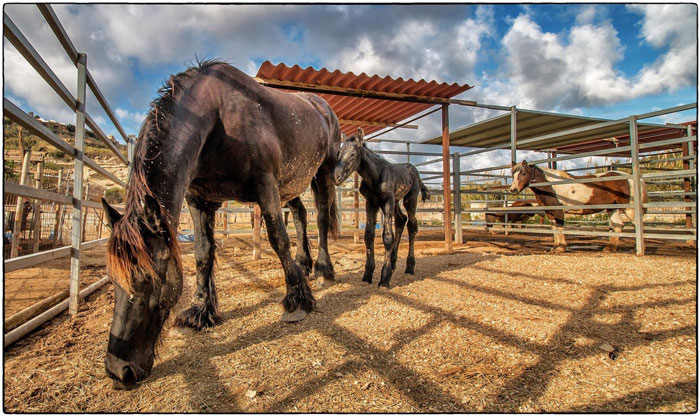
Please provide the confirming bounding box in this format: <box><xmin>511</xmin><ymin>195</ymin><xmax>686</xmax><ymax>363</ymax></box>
<box><xmin>286</xmin><ymin>197</ymin><xmax>312</xmax><ymax>275</ymax></box>
<box><xmin>362</xmin><ymin>201</ymin><xmax>379</xmax><ymax>284</ymax></box>
<box><xmin>391</xmin><ymin>202</ymin><xmax>407</xmax><ymax>272</ymax></box>
<box><xmin>258</xmin><ymin>176</ymin><xmax>314</xmax><ymax>321</ymax></box>
<box><xmin>311</xmin><ymin>174</ymin><xmax>336</xmax><ymax>283</ymax></box>
<box><xmin>378</xmin><ymin>198</ymin><xmax>396</xmax><ymax>288</ymax></box>
<box><xmin>404</xmin><ymin>193</ymin><xmax>419</xmax><ymax>274</ymax></box>
<box><xmin>553</xmin><ymin>214</ymin><xmax>566</xmax><ymax>253</ymax></box>
<box><xmin>175</xmin><ymin>196</ymin><xmax>221</xmax><ymax>330</ymax></box>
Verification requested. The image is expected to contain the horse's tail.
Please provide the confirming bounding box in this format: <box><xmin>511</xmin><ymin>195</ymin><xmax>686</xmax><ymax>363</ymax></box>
<box><xmin>419</xmin><ymin>180</ymin><xmax>430</xmax><ymax>202</ymax></box>
<box><xmin>311</xmin><ymin>177</ymin><xmax>340</xmax><ymax>239</ymax></box>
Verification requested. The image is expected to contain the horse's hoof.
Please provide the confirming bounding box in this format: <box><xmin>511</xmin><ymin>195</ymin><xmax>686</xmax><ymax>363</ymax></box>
<box><xmin>281</xmin><ymin>308</ymin><xmax>308</xmax><ymax>322</ymax></box>
<box><xmin>378</xmin><ymin>282</ymin><xmax>391</xmax><ymax>289</ymax></box>
<box><xmin>405</xmin><ymin>268</ymin><xmax>415</xmax><ymax>275</ymax></box>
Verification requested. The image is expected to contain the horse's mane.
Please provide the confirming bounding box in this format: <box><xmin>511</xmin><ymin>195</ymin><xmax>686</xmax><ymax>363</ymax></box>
<box><xmin>107</xmin><ymin>59</ymin><xmax>225</xmax><ymax>293</ymax></box>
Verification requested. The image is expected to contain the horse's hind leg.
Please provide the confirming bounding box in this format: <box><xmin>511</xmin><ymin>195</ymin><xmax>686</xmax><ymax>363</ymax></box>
<box><xmin>404</xmin><ymin>193</ymin><xmax>418</xmax><ymax>274</ymax></box>
<box><xmin>311</xmin><ymin>174</ymin><xmax>336</xmax><ymax>283</ymax></box>
<box><xmin>378</xmin><ymin>198</ymin><xmax>396</xmax><ymax>288</ymax></box>
<box><xmin>391</xmin><ymin>202</ymin><xmax>407</xmax><ymax>272</ymax></box>
<box><xmin>604</xmin><ymin>209</ymin><xmax>624</xmax><ymax>252</ymax></box>
<box><xmin>286</xmin><ymin>197</ymin><xmax>312</xmax><ymax>275</ymax></box>
<box><xmin>258</xmin><ymin>176</ymin><xmax>314</xmax><ymax>321</ymax></box>
<box><xmin>175</xmin><ymin>196</ymin><xmax>221</xmax><ymax>331</ymax></box>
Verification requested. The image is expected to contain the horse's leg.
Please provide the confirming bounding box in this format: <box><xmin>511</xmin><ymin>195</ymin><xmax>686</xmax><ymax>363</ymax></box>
<box><xmin>391</xmin><ymin>202</ymin><xmax>407</xmax><ymax>272</ymax></box>
<box><xmin>286</xmin><ymin>197</ymin><xmax>312</xmax><ymax>275</ymax></box>
<box><xmin>378</xmin><ymin>198</ymin><xmax>396</xmax><ymax>288</ymax></box>
<box><xmin>258</xmin><ymin>177</ymin><xmax>314</xmax><ymax>321</ymax></box>
<box><xmin>311</xmin><ymin>174</ymin><xmax>336</xmax><ymax>283</ymax></box>
<box><xmin>174</xmin><ymin>196</ymin><xmax>221</xmax><ymax>330</ymax></box>
<box><xmin>404</xmin><ymin>193</ymin><xmax>419</xmax><ymax>275</ymax></box>
<box><xmin>362</xmin><ymin>201</ymin><xmax>379</xmax><ymax>284</ymax></box>
<box><xmin>554</xmin><ymin>213</ymin><xmax>566</xmax><ymax>253</ymax></box>
<box><xmin>604</xmin><ymin>209</ymin><xmax>624</xmax><ymax>252</ymax></box>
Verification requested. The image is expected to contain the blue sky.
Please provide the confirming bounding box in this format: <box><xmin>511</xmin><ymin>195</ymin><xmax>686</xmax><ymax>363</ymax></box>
<box><xmin>3</xmin><ymin>4</ymin><xmax>697</xmax><ymax>170</ymax></box>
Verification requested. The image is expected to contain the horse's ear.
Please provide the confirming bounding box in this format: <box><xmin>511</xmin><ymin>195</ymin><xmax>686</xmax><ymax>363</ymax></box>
<box><xmin>142</xmin><ymin>194</ymin><xmax>164</xmax><ymax>233</ymax></box>
<box><xmin>356</xmin><ymin>128</ymin><xmax>364</xmax><ymax>144</ymax></box>
<box><xmin>511</xmin><ymin>161</ymin><xmax>516</xmax><ymax>168</ymax></box>
<box><xmin>522</xmin><ymin>160</ymin><xmax>528</xmax><ymax>167</ymax></box>
<box><xmin>102</xmin><ymin>198</ymin><xmax>122</xmax><ymax>231</ymax></box>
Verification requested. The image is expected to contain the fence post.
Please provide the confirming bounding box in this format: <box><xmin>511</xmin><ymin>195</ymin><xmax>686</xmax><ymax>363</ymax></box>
<box><xmin>684</xmin><ymin>125</ymin><xmax>696</xmax><ymax>246</ymax></box>
<box><xmin>127</xmin><ymin>135</ymin><xmax>135</xmax><ymax>182</ymax></box>
<box><xmin>31</xmin><ymin>160</ymin><xmax>44</xmax><ymax>253</ymax></box>
<box><xmin>353</xmin><ymin>173</ymin><xmax>360</xmax><ymax>244</ymax></box>
<box><xmin>406</xmin><ymin>142</ymin><xmax>411</xmax><ymax>164</ymax></box>
<box><xmin>452</xmin><ymin>152</ymin><xmax>462</xmax><ymax>244</ymax></box>
<box><xmin>10</xmin><ymin>132</ymin><xmax>31</xmax><ymax>258</ymax></box>
<box><xmin>81</xmin><ymin>183</ymin><xmax>90</xmax><ymax>242</ymax></box>
<box><xmin>337</xmin><ymin>187</ymin><xmax>343</xmax><ymax>232</ymax></box>
<box><xmin>253</xmin><ymin>204</ymin><xmax>261</xmax><ymax>259</ymax></box>
<box><xmin>629</xmin><ymin>115</ymin><xmax>645</xmax><ymax>256</ymax></box>
<box><xmin>69</xmin><ymin>52</ymin><xmax>87</xmax><ymax>316</ymax></box>
<box><xmin>53</xmin><ymin>168</ymin><xmax>64</xmax><ymax>247</ymax></box>
<box><xmin>510</xmin><ymin>106</ymin><xmax>517</xmax><ymax>164</ymax></box>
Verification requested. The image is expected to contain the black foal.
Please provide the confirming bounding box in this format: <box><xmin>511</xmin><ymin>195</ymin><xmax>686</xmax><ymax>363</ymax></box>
<box><xmin>333</xmin><ymin>129</ymin><xmax>429</xmax><ymax>288</ymax></box>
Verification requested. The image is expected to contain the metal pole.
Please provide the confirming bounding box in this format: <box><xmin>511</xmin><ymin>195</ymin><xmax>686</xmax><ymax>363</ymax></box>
<box><xmin>684</xmin><ymin>125</ymin><xmax>696</xmax><ymax>246</ymax></box>
<box><xmin>253</xmin><ymin>204</ymin><xmax>261</xmax><ymax>259</ymax></box>
<box><xmin>629</xmin><ymin>115</ymin><xmax>645</xmax><ymax>256</ymax></box>
<box><xmin>69</xmin><ymin>53</ymin><xmax>87</xmax><ymax>315</ymax></box>
<box><xmin>127</xmin><ymin>135</ymin><xmax>135</xmax><ymax>181</ymax></box>
<box><xmin>337</xmin><ymin>187</ymin><xmax>343</xmax><ymax>232</ymax></box>
<box><xmin>452</xmin><ymin>152</ymin><xmax>462</xmax><ymax>244</ymax></box>
<box><xmin>510</xmin><ymin>106</ymin><xmax>517</xmax><ymax>164</ymax></box>
<box><xmin>406</xmin><ymin>142</ymin><xmax>411</xmax><ymax>164</ymax></box>
<box><xmin>441</xmin><ymin>104</ymin><xmax>453</xmax><ymax>253</ymax></box>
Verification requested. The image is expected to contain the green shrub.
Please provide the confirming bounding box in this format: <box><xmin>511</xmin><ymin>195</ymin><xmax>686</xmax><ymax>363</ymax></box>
<box><xmin>104</xmin><ymin>187</ymin><xmax>125</xmax><ymax>204</ymax></box>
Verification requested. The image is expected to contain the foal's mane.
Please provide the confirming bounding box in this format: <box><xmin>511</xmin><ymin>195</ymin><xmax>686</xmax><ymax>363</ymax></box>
<box><xmin>107</xmin><ymin>59</ymin><xmax>225</xmax><ymax>293</ymax></box>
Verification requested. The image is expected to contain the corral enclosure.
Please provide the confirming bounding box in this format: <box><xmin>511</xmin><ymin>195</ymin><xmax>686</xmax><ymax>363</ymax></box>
<box><xmin>3</xmin><ymin>4</ymin><xmax>697</xmax><ymax>414</ymax></box>
<box><xmin>3</xmin><ymin>232</ymin><xmax>697</xmax><ymax>412</ymax></box>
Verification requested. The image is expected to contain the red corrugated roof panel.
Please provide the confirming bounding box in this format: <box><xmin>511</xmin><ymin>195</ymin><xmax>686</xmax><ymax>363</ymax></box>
<box><xmin>256</xmin><ymin>61</ymin><xmax>473</xmax><ymax>136</ymax></box>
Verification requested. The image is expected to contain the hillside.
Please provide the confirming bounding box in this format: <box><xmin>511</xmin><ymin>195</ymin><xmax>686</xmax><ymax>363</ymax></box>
<box><xmin>3</xmin><ymin>116</ymin><xmax>129</xmax><ymax>190</ymax></box>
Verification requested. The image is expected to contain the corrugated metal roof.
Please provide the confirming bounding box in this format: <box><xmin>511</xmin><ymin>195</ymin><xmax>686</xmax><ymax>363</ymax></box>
<box><xmin>256</xmin><ymin>61</ymin><xmax>473</xmax><ymax>136</ymax></box>
<box><xmin>422</xmin><ymin>108</ymin><xmax>692</xmax><ymax>155</ymax></box>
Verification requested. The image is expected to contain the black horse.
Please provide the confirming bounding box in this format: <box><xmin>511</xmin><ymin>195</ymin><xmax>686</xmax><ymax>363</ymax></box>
<box><xmin>333</xmin><ymin>129</ymin><xmax>429</xmax><ymax>288</ymax></box>
<box><xmin>101</xmin><ymin>60</ymin><xmax>341</xmax><ymax>389</ymax></box>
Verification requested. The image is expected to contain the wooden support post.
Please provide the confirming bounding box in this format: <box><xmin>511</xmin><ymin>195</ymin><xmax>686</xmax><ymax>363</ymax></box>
<box><xmin>441</xmin><ymin>104</ymin><xmax>453</xmax><ymax>253</ymax></box>
<box><xmin>353</xmin><ymin>173</ymin><xmax>360</xmax><ymax>244</ymax></box>
<box><xmin>10</xmin><ymin>131</ymin><xmax>31</xmax><ymax>258</ymax></box>
<box><xmin>629</xmin><ymin>115</ymin><xmax>645</xmax><ymax>256</ymax></box>
<box><xmin>31</xmin><ymin>161</ymin><xmax>44</xmax><ymax>253</ymax></box>
<box><xmin>53</xmin><ymin>168</ymin><xmax>64</xmax><ymax>248</ymax></box>
<box><xmin>406</xmin><ymin>142</ymin><xmax>411</xmax><ymax>163</ymax></box>
<box><xmin>253</xmin><ymin>204</ymin><xmax>262</xmax><ymax>259</ymax></box>
<box><xmin>225</xmin><ymin>201</ymin><xmax>230</xmax><ymax>238</ymax></box>
<box><xmin>69</xmin><ymin>53</ymin><xmax>87</xmax><ymax>316</ymax></box>
<box><xmin>452</xmin><ymin>152</ymin><xmax>462</xmax><ymax>244</ymax></box>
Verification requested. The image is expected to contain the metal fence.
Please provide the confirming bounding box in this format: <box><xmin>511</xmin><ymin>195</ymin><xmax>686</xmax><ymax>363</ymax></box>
<box><xmin>3</xmin><ymin>5</ymin><xmax>133</xmax><ymax>346</ymax></box>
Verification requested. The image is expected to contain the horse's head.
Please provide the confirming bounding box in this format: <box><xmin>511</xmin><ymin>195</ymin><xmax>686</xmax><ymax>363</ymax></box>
<box><xmin>510</xmin><ymin>160</ymin><xmax>534</xmax><ymax>194</ymax></box>
<box><xmin>333</xmin><ymin>128</ymin><xmax>364</xmax><ymax>185</ymax></box>
<box><xmin>102</xmin><ymin>196</ymin><xmax>182</xmax><ymax>390</ymax></box>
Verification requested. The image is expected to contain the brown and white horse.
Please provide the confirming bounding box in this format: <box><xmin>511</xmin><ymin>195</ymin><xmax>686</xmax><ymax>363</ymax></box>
<box><xmin>509</xmin><ymin>161</ymin><xmax>648</xmax><ymax>252</ymax></box>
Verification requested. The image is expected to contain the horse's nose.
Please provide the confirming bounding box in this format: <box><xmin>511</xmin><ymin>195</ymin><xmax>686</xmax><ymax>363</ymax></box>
<box><xmin>105</xmin><ymin>353</ymin><xmax>138</xmax><ymax>390</ymax></box>
<box><xmin>509</xmin><ymin>186</ymin><xmax>518</xmax><ymax>194</ymax></box>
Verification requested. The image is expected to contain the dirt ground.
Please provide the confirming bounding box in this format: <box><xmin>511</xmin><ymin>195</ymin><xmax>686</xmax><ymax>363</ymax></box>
<box><xmin>3</xmin><ymin>230</ymin><xmax>697</xmax><ymax>412</ymax></box>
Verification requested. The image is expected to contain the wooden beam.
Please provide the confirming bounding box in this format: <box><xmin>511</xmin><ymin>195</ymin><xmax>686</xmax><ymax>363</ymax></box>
<box><xmin>338</xmin><ymin>119</ymin><xmax>418</xmax><ymax>129</ymax></box>
<box><xmin>255</xmin><ymin>77</ymin><xmax>476</xmax><ymax>106</ymax></box>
